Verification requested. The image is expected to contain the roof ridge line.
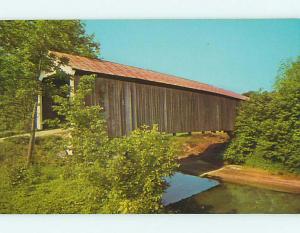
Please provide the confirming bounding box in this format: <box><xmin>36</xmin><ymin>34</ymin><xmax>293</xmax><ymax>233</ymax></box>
<box><xmin>50</xmin><ymin>51</ymin><xmax>247</xmax><ymax>100</ymax></box>
<box><xmin>52</xmin><ymin>51</ymin><xmax>227</xmax><ymax>91</ymax></box>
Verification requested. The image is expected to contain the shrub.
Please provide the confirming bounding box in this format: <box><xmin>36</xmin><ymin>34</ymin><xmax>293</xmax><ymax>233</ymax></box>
<box><xmin>100</xmin><ymin>125</ymin><xmax>178</xmax><ymax>213</ymax></box>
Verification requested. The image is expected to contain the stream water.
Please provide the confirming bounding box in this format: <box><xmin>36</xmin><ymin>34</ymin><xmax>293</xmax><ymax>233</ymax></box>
<box><xmin>162</xmin><ymin>141</ymin><xmax>300</xmax><ymax>214</ymax></box>
<box><xmin>163</xmin><ymin>172</ymin><xmax>300</xmax><ymax>213</ymax></box>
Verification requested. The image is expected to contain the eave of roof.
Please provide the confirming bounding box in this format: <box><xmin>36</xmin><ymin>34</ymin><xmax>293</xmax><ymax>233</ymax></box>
<box><xmin>50</xmin><ymin>51</ymin><xmax>248</xmax><ymax>101</ymax></box>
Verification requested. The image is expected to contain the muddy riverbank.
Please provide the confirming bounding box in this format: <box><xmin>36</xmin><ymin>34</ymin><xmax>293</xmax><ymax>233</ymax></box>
<box><xmin>175</xmin><ymin>132</ymin><xmax>300</xmax><ymax>194</ymax></box>
<box><xmin>202</xmin><ymin>165</ymin><xmax>300</xmax><ymax>194</ymax></box>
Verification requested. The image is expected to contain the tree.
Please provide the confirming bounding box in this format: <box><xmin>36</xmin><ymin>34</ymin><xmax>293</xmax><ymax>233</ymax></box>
<box><xmin>0</xmin><ymin>20</ymin><xmax>100</xmax><ymax>165</ymax></box>
<box><xmin>224</xmin><ymin>58</ymin><xmax>300</xmax><ymax>172</ymax></box>
<box><xmin>224</xmin><ymin>91</ymin><xmax>274</xmax><ymax>164</ymax></box>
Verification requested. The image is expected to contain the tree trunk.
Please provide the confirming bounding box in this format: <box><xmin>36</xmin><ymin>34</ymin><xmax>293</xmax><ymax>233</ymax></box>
<box><xmin>27</xmin><ymin>57</ymin><xmax>43</xmax><ymax>166</ymax></box>
<box><xmin>27</xmin><ymin>99</ymin><xmax>38</xmax><ymax>166</ymax></box>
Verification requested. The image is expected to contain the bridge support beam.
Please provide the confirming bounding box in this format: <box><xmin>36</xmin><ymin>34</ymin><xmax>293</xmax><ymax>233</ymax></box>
<box><xmin>36</xmin><ymin>93</ymin><xmax>43</xmax><ymax>130</ymax></box>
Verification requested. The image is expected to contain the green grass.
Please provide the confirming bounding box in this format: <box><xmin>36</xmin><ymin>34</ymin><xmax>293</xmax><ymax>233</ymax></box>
<box><xmin>244</xmin><ymin>155</ymin><xmax>300</xmax><ymax>176</ymax></box>
<box><xmin>171</xmin><ymin>131</ymin><xmax>223</xmax><ymax>144</ymax></box>
<box><xmin>0</xmin><ymin>135</ymin><xmax>103</xmax><ymax>213</ymax></box>
<box><xmin>0</xmin><ymin>135</ymin><xmax>82</xmax><ymax>213</ymax></box>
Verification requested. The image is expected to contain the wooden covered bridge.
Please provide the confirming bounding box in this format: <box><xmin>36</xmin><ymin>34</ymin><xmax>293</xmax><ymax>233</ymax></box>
<box><xmin>38</xmin><ymin>51</ymin><xmax>247</xmax><ymax>137</ymax></box>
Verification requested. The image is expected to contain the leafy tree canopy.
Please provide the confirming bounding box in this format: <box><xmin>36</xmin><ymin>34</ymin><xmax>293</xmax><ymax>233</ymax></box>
<box><xmin>0</xmin><ymin>20</ymin><xmax>99</xmax><ymax>131</ymax></box>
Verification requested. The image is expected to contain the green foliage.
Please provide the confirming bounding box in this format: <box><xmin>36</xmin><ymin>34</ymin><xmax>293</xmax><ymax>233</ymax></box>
<box><xmin>53</xmin><ymin>75</ymin><xmax>178</xmax><ymax>213</ymax></box>
<box><xmin>224</xmin><ymin>91</ymin><xmax>274</xmax><ymax>164</ymax></box>
<box><xmin>0</xmin><ymin>75</ymin><xmax>178</xmax><ymax>213</ymax></box>
<box><xmin>0</xmin><ymin>20</ymin><xmax>100</xmax><ymax>131</ymax></box>
<box><xmin>101</xmin><ymin>126</ymin><xmax>178</xmax><ymax>213</ymax></box>
<box><xmin>225</xmin><ymin>59</ymin><xmax>300</xmax><ymax>173</ymax></box>
<box><xmin>0</xmin><ymin>135</ymin><xmax>97</xmax><ymax>214</ymax></box>
<box><xmin>53</xmin><ymin>75</ymin><xmax>109</xmax><ymax>163</ymax></box>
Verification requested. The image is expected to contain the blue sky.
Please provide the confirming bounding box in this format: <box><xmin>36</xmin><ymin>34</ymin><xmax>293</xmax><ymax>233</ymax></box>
<box><xmin>84</xmin><ymin>20</ymin><xmax>300</xmax><ymax>94</ymax></box>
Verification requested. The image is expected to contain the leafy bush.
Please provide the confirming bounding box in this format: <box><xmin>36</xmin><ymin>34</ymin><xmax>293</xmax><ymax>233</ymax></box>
<box><xmin>225</xmin><ymin>59</ymin><xmax>300</xmax><ymax>173</ymax></box>
<box><xmin>53</xmin><ymin>75</ymin><xmax>178</xmax><ymax>213</ymax></box>
<box><xmin>8</xmin><ymin>165</ymin><xmax>29</xmax><ymax>186</ymax></box>
<box><xmin>100</xmin><ymin>126</ymin><xmax>178</xmax><ymax>213</ymax></box>
<box><xmin>0</xmin><ymin>75</ymin><xmax>178</xmax><ymax>214</ymax></box>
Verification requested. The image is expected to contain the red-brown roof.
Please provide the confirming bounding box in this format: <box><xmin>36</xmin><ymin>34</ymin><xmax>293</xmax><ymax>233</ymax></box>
<box><xmin>51</xmin><ymin>51</ymin><xmax>247</xmax><ymax>100</ymax></box>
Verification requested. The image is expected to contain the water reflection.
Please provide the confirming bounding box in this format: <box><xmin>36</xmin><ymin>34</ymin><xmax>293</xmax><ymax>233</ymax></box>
<box><xmin>167</xmin><ymin>182</ymin><xmax>300</xmax><ymax>214</ymax></box>
<box><xmin>163</xmin><ymin>172</ymin><xmax>219</xmax><ymax>205</ymax></box>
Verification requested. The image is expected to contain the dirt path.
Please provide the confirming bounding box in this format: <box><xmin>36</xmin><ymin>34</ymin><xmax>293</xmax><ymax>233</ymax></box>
<box><xmin>176</xmin><ymin>132</ymin><xmax>229</xmax><ymax>160</ymax></box>
<box><xmin>175</xmin><ymin>132</ymin><xmax>229</xmax><ymax>175</ymax></box>
<box><xmin>202</xmin><ymin>165</ymin><xmax>300</xmax><ymax>194</ymax></box>
<box><xmin>0</xmin><ymin>128</ymin><xmax>66</xmax><ymax>142</ymax></box>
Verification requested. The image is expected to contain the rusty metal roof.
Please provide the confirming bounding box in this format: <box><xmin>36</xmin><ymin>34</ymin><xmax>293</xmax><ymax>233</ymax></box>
<box><xmin>51</xmin><ymin>51</ymin><xmax>247</xmax><ymax>100</ymax></box>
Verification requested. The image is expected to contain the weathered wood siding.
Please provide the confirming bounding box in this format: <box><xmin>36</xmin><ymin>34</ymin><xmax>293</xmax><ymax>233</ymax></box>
<box><xmin>74</xmin><ymin>74</ymin><xmax>240</xmax><ymax>137</ymax></box>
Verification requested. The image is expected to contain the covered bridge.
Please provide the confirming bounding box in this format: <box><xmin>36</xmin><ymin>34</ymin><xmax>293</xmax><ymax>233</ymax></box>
<box><xmin>38</xmin><ymin>51</ymin><xmax>247</xmax><ymax>137</ymax></box>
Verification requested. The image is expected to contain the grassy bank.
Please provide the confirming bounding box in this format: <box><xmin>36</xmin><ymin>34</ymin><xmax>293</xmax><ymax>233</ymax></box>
<box><xmin>0</xmin><ymin>135</ymin><xmax>74</xmax><ymax>213</ymax></box>
<box><xmin>0</xmin><ymin>135</ymin><xmax>107</xmax><ymax>213</ymax></box>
